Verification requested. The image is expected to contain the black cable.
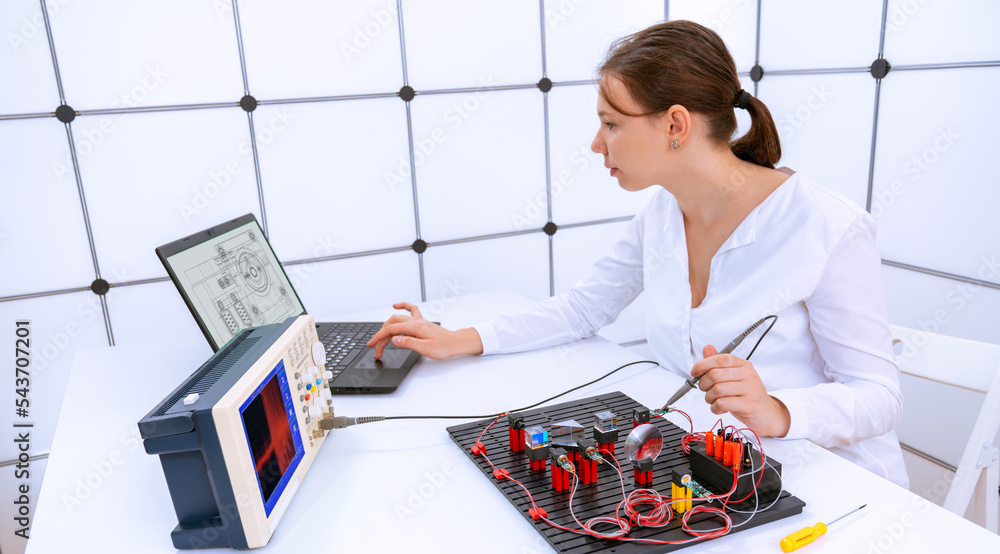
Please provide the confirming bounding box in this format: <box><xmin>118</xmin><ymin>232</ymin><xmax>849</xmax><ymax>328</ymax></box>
<box><xmin>381</xmin><ymin>359</ymin><xmax>659</xmax><ymax>421</ymax></box>
<box><xmin>743</xmin><ymin>315</ymin><xmax>778</xmax><ymax>361</ymax></box>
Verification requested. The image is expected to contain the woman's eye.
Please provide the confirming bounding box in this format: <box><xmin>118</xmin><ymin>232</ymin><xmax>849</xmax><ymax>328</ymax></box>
<box><xmin>604</xmin><ymin>121</ymin><xmax>615</xmax><ymax>129</ymax></box>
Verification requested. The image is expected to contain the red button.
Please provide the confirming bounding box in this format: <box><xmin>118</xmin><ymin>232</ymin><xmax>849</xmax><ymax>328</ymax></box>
<box><xmin>305</xmin><ymin>394</ymin><xmax>311</xmax><ymax>401</ymax></box>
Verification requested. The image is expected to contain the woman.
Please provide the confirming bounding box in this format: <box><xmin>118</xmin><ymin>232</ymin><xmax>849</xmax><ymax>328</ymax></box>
<box><xmin>366</xmin><ymin>20</ymin><xmax>908</xmax><ymax>487</ymax></box>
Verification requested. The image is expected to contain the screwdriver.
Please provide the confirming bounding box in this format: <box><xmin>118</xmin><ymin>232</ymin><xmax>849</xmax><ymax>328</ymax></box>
<box><xmin>779</xmin><ymin>504</ymin><xmax>866</xmax><ymax>552</ymax></box>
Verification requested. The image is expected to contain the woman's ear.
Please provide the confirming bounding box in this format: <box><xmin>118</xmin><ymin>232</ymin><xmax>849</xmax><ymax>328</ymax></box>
<box><xmin>661</xmin><ymin>104</ymin><xmax>691</xmax><ymax>145</ymax></box>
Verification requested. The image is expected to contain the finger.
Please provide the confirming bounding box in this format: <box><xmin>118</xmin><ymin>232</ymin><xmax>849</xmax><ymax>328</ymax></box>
<box><xmin>393</xmin><ymin>302</ymin><xmax>424</xmax><ymax>320</ymax></box>
<box><xmin>698</xmin><ymin>366</ymin><xmax>747</xmax><ymax>391</ymax></box>
<box><xmin>373</xmin><ymin>336</ymin><xmax>391</xmax><ymax>359</ymax></box>
<box><xmin>367</xmin><ymin>316</ymin><xmax>415</xmax><ymax>346</ymax></box>
<box><xmin>392</xmin><ymin>335</ymin><xmax>444</xmax><ymax>360</ymax></box>
<box><xmin>702</xmin><ymin>344</ymin><xmax>718</xmax><ymax>358</ymax></box>
<box><xmin>703</xmin><ymin>381</ymin><xmax>741</xmax><ymax>404</ymax></box>
<box><xmin>691</xmin><ymin>354</ymin><xmax>744</xmax><ymax>380</ymax></box>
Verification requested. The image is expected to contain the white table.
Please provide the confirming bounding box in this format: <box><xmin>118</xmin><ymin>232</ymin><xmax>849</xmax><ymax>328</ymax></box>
<box><xmin>27</xmin><ymin>290</ymin><xmax>1000</xmax><ymax>552</ymax></box>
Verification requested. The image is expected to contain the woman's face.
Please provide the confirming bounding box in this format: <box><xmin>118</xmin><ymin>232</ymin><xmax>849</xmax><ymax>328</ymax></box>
<box><xmin>591</xmin><ymin>76</ymin><xmax>673</xmax><ymax>192</ymax></box>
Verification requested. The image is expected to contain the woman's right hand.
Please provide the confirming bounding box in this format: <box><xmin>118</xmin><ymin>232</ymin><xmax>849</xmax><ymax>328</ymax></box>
<box><xmin>365</xmin><ymin>302</ymin><xmax>484</xmax><ymax>360</ymax></box>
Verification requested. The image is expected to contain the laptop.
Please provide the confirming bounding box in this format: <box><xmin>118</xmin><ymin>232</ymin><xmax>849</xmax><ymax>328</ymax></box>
<box><xmin>155</xmin><ymin>213</ymin><xmax>421</xmax><ymax>394</ymax></box>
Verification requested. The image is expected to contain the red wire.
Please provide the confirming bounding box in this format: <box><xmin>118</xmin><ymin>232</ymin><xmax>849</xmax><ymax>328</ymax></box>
<box><xmin>468</xmin><ymin>416</ymin><xmax>756</xmax><ymax>547</ymax></box>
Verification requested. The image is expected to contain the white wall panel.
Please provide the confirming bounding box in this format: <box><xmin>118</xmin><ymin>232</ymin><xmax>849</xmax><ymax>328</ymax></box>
<box><xmin>670</xmin><ymin>0</ymin><xmax>759</xmax><ymax>72</ymax></box>
<box><xmin>882</xmin><ymin>264</ymin><xmax>1000</xmax><ymax>346</ymax></box>
<box><xmin>239</xmin><ymin>0</ymin><xmax>404</xmax><ymax>99</ymax></box>
<box><xmin>289</xmin><ymin>251</ymin><xmax>421</xmax><ymax>319</ymax></box>
<box><xmin>0</xmin><ymin>1</ymin><xmax>61</xmax><ymax>114</ymax></box>
<box><xmin>547</xmin><ymin>84</ymin><xmax>657</xmax><ymax>225</ymax></box>
<box><xmin>552</xmin><ymin>221</ymin><xmax>647</xmax><ymax>345</ymax></box>
<box><xmin>402</xmin><ymin>0</ymin><xmax>541</xmax><ymax>90</ymax></box>
<box><xmin>423</xmin><ymin>234</ymin><xmax>550</xmax><ymax>308</ymax></box>
<box><xmin>758</xmin><ymin>1</ymin><xmax>883</xmax><ymax>70</ymax></box>
<box><xmin>0</xmin><ymin>118</ymin><xmax>94</xmax><ymax>296</ymax></box>
<box><xmin>872</xmin><ymin>68</ymin><xmax>1000</xmax><ymax>277</ymax></box>
<box><xmin>103</xmin><ymin>280</ymin><xmax>210</xmax><ymax>349</ymax></box>
<box><xmin>883</xmin><ymin>0</ymin><xmax>1000</xmax><ymax>66</ymax></box>
<box><xmin>543</xmin><ymin>0</ymin><xmax>662</xmax><ymax>82</ymax></box>
<box><xmin>410</xmin><ymin>88</ymin><xmax>546</xmax><ymax>242</ymax></box>
<box><xmin>255</xmin><ymin>99</ymin><xmax>415</xmax><ymax>262</ymax></box>
<box><xmin>75</xmin><ymin>108</ymin><xmax>261</xmax><ymax>282</ymax></box>
<box><xmin>756</xmin><ymin>72</ymin><xmax>874</xmax><ymax>207</ymax></box>
<box><xmin>47</xmin><ymin>0</ymin><xmax>244</xmax><ymax>110</ymax></box>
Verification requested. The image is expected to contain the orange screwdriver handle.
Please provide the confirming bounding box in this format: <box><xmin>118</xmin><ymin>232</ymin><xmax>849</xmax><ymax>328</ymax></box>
<box><xmin>780</xmin><ymin>522</ymin><xmax>827</xmax><ymax>552</ymax></box>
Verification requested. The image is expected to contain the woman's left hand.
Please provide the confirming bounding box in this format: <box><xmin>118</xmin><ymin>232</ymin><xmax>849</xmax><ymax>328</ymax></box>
<box><xmin>690</xmin><ymin>345</ymin><xmax>791</xmax><ymax>437</ymax></box>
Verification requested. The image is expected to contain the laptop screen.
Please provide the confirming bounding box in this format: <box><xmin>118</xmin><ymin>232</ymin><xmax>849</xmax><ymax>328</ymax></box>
<box><xmin>158</xmin><ymin>215</ymin><xmax>305</xmax><ymax>350</ymax></box>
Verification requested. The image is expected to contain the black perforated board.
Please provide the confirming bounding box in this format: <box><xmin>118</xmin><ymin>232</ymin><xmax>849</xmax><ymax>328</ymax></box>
<box><xmin>446</xmin><ymin>391</ymin><xmax>805</xmax><ymax>553</ymax></box>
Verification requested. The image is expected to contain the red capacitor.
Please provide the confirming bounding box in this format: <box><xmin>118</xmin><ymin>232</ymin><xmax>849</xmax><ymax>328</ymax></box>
<box><xmin>732</xmin><ymin>440</ymin><xmax>742</xmax><ymax>471</ymax></box>
<box><xmin>714</xmin><ymin>434</ymin><xmax>724</xmax><ymax>461</ymax></box>
<box><xmin>705</xmin><ymin>431</ymin><xmax>714</xmax><ymax>456</ymax></box>
<box><xmin>723</xmin><ymin>439</ymin><xmax>733</xmax><ymax>466</ymax></box>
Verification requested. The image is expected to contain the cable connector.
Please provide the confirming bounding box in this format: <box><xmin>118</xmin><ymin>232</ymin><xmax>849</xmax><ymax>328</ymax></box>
<box><xmin>528</xmin><ymin>507</ymin><xmax>548</xmax><ymax>520</ymax></box>
<box><xmin>319</xmin><ymin>415</ymin><xmax>386</xmax><ymax>430</ymax></box>
<box><xmin>471</xmin><ymin>441</ymin><xmax>487</xmax><ymax>456</ymax></box>
<box><xmin>584</xmin><ymin>446</ymin><xmax>604</xmax><ymax>464</ymax></box>
<box><xmin>492</xmin><ymin>468</ymin><xmax>509</xmax><ymax>480</ymax></box>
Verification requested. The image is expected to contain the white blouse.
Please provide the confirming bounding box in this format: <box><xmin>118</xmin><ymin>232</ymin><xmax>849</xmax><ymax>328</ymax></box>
<box><xmin>473</xmin><ymin>173</ymin><xmax>909</xmax><ymax>488</ymax></box>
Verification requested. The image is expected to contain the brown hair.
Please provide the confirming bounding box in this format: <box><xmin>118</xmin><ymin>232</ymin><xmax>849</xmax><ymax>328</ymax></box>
<box><xmin>598</xmin><ymin>20</ymin><xmax>781</xmax><ymax>168</ymax></box>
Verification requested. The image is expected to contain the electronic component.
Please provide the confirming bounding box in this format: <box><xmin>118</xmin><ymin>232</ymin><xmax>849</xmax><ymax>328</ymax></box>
<box><xmin>507</xmin><ymin>412</ymin><xmax>526</xmax><ymax>453</ymax></box>
<box><xmin>570</xmin><ymin>439</ymin><xmax>599</xmax><ymax>485</ymax></box>
<box><xmin>550</xmin><ymin>419</ymin><xmax>585</xmax><ymax>447</ymax></box>
<box><xmin>138</xmin><ymin>315</ymin><xmax>331</xmax><ymax>549</ymax></box>
<box><xmin>689</xmin><ymin>441</ymin><xmax>783</xmax><ymax>505</ymax></box>
<box><xmin>446</xmin><ymin>392</ymin><xmax>807</xmax><ymax>553</ymax></box>
<box><xmin>780</xmin><ymin>504</ymin><xmax>866</xmax><ymax>552</ymax></box>
<box><xmin>549</xmin><ymin>447</ymin><xmax>572</xmax><ymax>492</ymax></box>
<box><xmin>632</xmin><ymin>408</ymin><xmax>650</xmax><ymax>428</ymax></box>
<box><xmin>680</xmin><ymin>473</ymin><xmax>712</xmax><ymax>499</ymax></box>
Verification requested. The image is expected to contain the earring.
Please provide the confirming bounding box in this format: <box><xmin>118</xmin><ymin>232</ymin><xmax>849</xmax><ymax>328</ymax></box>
<box><xmin>670</xmin><ymin>140</ymin><xmax>680</xmax><ymax>150</ymax></box>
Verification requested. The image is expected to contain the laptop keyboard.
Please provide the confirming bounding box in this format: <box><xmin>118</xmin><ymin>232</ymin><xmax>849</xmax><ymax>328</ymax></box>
<box><xmin>319</xmin><ymin>322</ymin><xmax>383</xmax><ymax>379</ymax></box>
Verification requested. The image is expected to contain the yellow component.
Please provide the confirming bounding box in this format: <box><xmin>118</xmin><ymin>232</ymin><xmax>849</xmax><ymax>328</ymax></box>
<box><xmin>780</xmin><ymin>522</ymin><xmax>828</xmax><ymax>552</ymax></box>
<box><xmin>671</xmin><ymin>483</ymin><xmax>681</xmax><ymax>513</ymax></box>
<box><xmin>685</xmin><ymin>487</ymin><xmax>692</xmax><ymax>512</ymax></box>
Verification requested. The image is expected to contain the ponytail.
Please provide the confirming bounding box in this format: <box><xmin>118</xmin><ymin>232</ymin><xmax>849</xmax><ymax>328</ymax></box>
<box><xmin>730</xmin><ymin>94</ymin><xmax>782</xmax><ymax>169</ymax></box>
<box><xmin>599</xmin><ymin>20</ymin><xmax>783</xmax><ymax>169</ymax></box>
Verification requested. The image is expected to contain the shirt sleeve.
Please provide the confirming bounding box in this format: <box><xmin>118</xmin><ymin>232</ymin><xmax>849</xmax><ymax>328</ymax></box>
<box><xmin>770</xmin><ymin>214</ymin><xmax>903</xmax><ymax>447</ymax></box>
<box><xmin>473</xmin><ymin>206</ymin><xmax>649</xmax><ymax>356</ymax></box>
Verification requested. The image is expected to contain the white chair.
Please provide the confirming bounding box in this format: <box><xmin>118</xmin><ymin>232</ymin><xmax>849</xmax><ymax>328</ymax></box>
<box><xmin>891</xmin><ymin>324</ymin><xmax>1000</xmax><ymax>533</ymax></box>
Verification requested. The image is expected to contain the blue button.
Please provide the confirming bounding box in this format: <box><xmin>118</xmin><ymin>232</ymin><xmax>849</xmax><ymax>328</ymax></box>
<box><xmin>306</xmin><ymin>384</ymin><xmax>313</xmax><ymax>391</ymax></box>
<box><xmin>315</xmin><ymin>379</ymin><xmax>322</xmax><ymax>385</ymax></box>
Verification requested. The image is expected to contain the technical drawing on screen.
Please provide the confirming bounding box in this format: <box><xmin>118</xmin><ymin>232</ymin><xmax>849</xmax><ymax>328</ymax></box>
<box><xmin>169</xmin><ymin>223</ymin><xmax>304</xmax><ymax>346</ymax></box>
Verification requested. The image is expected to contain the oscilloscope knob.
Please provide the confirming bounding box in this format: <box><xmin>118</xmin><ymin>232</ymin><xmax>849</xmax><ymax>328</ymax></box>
<box><xmin>311</xmin><ymin>342</ymin><xmax>326</xmax><ymax>365</ymax></box>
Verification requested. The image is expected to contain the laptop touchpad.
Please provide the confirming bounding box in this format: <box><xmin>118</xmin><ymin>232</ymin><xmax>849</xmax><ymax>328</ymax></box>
<box><xmin>354</xmin><ymin>348</ymin><xmax>409</xmax><ymax>370</ymax></box>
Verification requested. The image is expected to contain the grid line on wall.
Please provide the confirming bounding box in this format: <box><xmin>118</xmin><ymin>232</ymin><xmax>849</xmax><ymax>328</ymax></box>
<box><xmin>36</xmin><ymin>0</ymin><xmax>116</xmax><ymax>346</ymax></box>
<box><xmin>0</xmin><ymin>4</ymin><xmax>996</xmax><ymax>341</ymax></box>
<box><xmin>230</xmin><ymin>2</ymin><xmax>269</xmax><ymax>239</ymax></box>
<box><xmin>3</xmin><ymin>61</ymin><xmax>994</xmax><ymax>123</ymax></box>
<box><xmin>38</xmin><ymin>0</ymin><xmax>65</xmax><ymax>102</ymax></box>
<box><xmin>230</xmin><ymin>0</ymin><xmax>251</xmax><ymax>95</ymax></box>
<box><xmin>865</xmin><ymin>0</ymin><xmax>891</xmax><ymax>213</ymax></box>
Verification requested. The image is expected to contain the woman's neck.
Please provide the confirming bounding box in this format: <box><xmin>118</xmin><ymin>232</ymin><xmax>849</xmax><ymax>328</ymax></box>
<box><xmin>666</xmin><ymin>148</ymin><xmax>779</xmax><ymax>230</ymax></box>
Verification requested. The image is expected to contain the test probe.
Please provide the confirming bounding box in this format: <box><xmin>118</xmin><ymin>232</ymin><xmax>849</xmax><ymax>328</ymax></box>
<box><xmin>661</xmin><ymin>315</ymin><xmax>777</xmax><ymax>410</ymax></box>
